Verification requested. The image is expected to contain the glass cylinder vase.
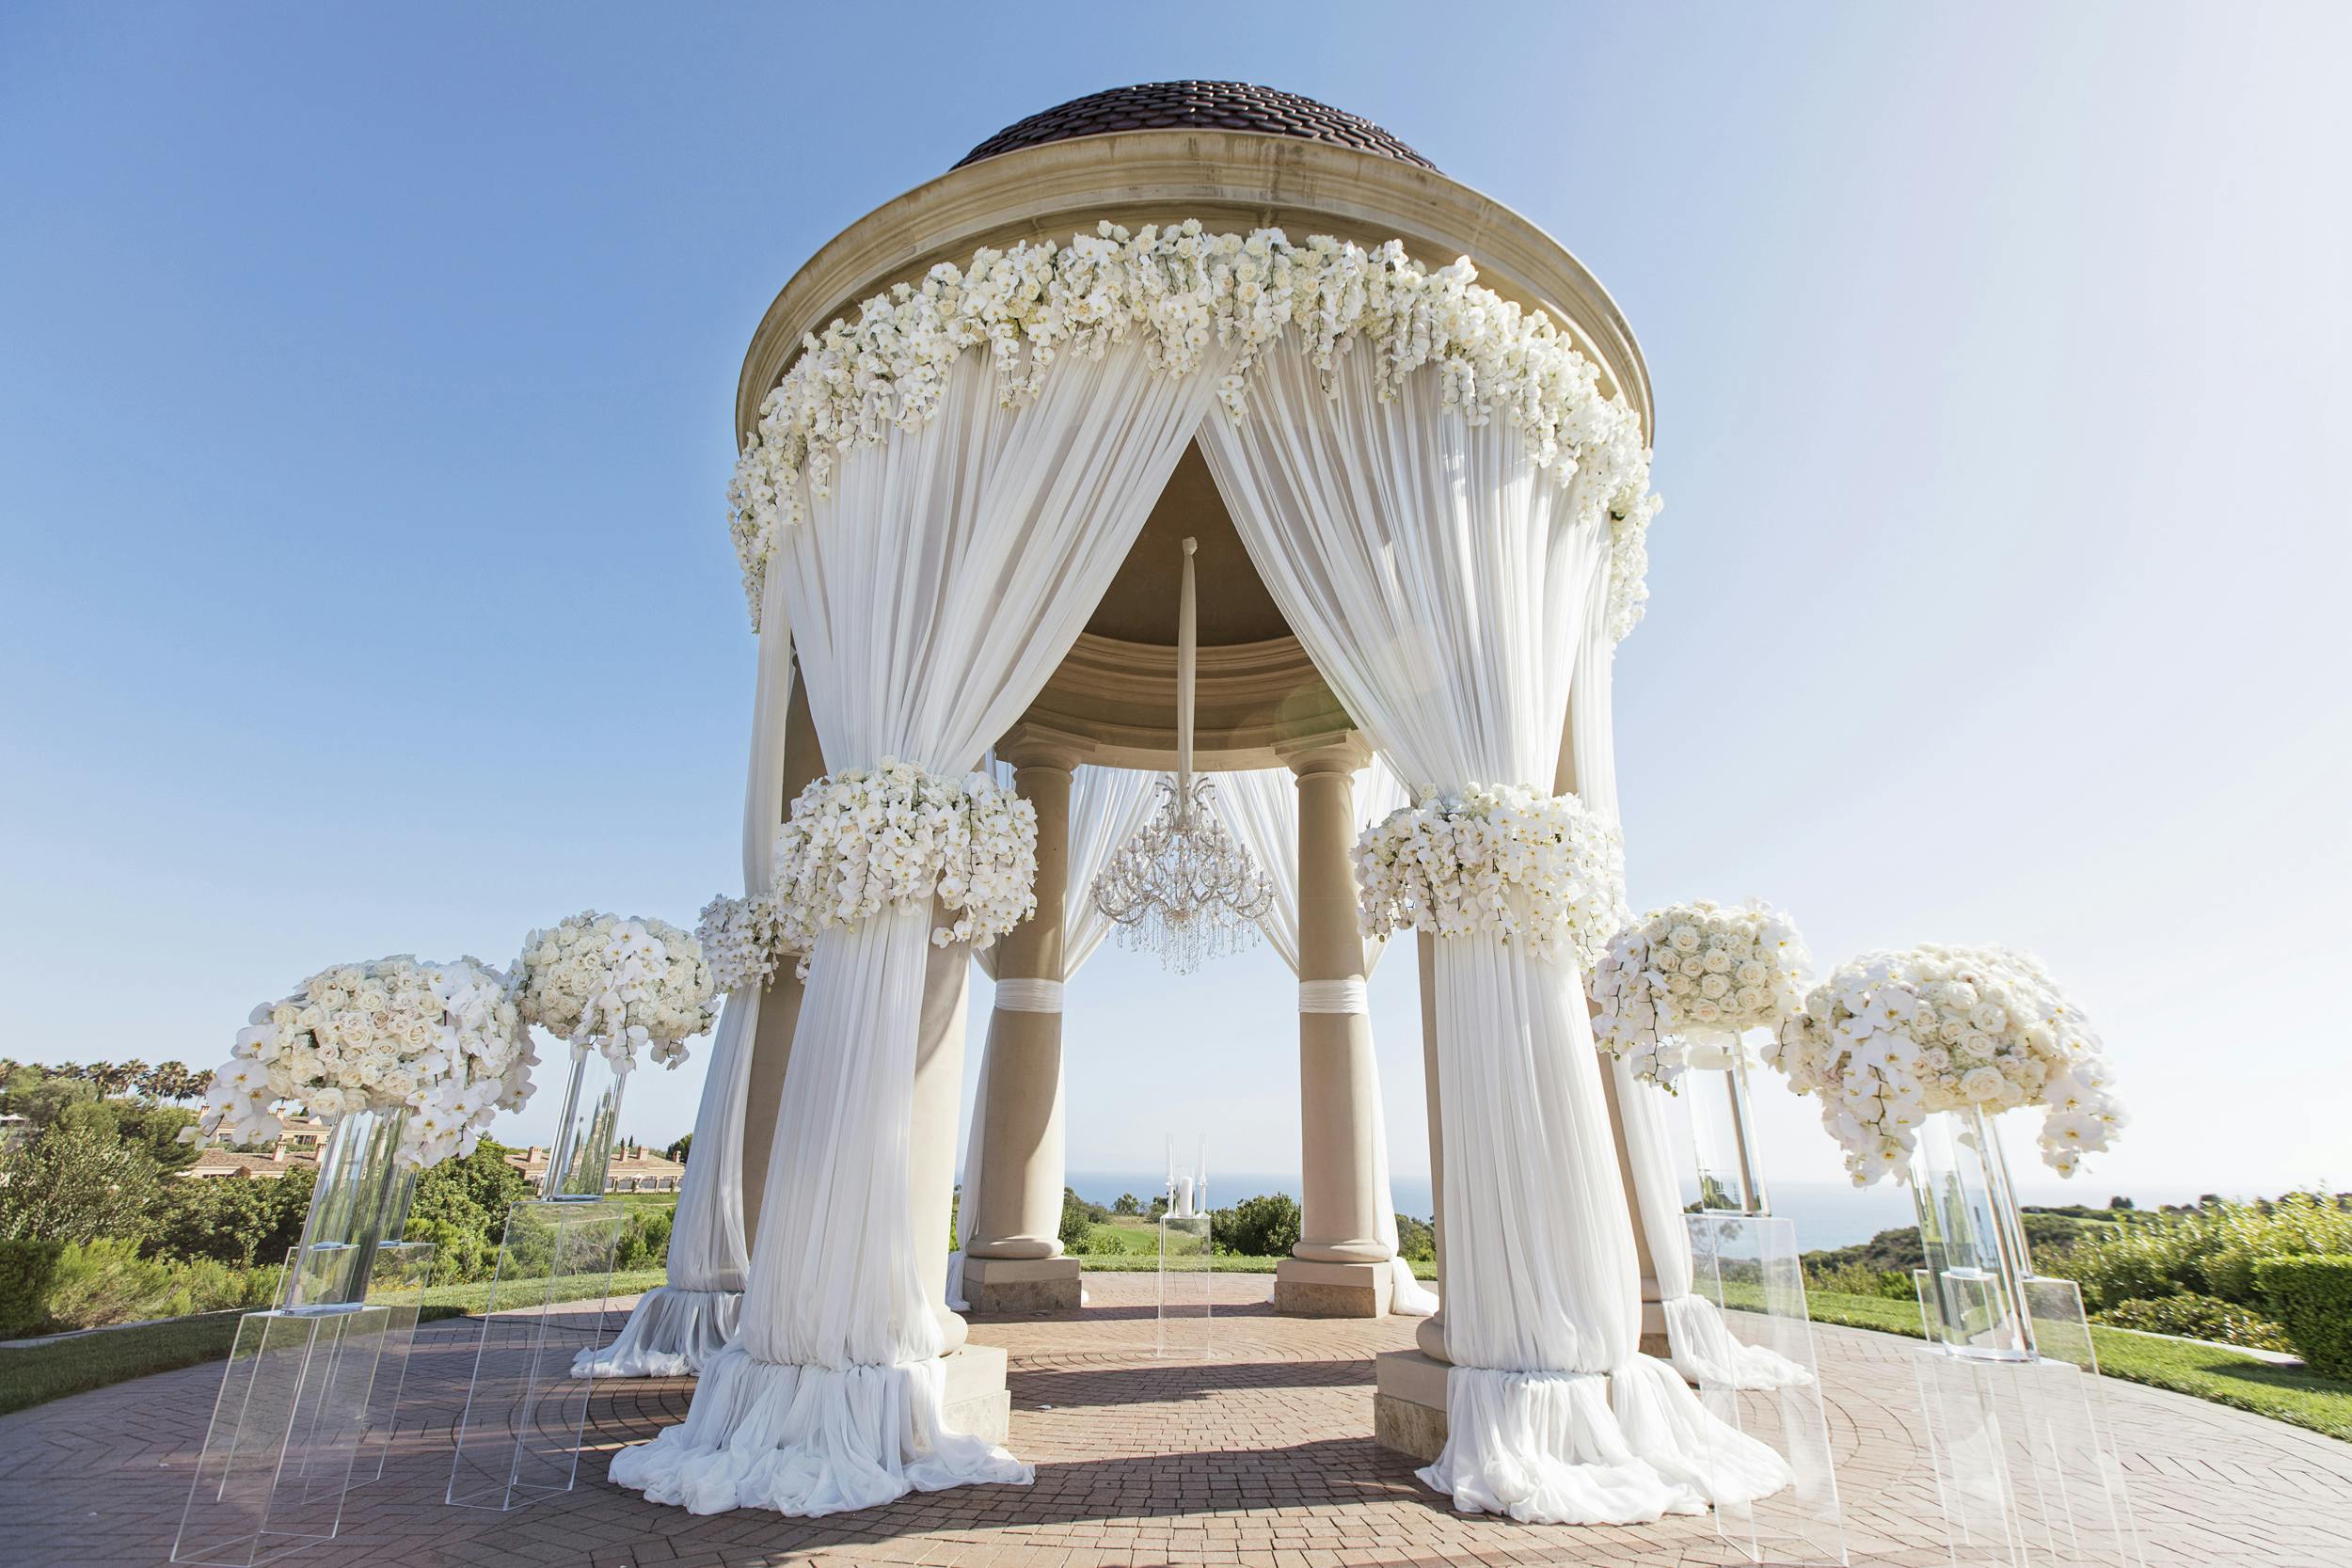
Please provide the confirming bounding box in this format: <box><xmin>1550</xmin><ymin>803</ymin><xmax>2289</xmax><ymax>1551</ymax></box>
<box><xmin>540</xmin><ymin>1044</ymin><xmax>627</xmax><ymax>1201</ymax></box>
<box><xmin>286</xmin><ymin>1106</ymin><xmax>415</xmax><ymax>1311</ymax></box>
<box><xmin>1909</xmin><ymin>1105</ymin><xmax>2038</xmax><ymax>1360</ymax></box>
<box><xmin>1688</xmin><ymin>1034</ymin><xmax>1772</xmax><ymax>1216</ymax></box>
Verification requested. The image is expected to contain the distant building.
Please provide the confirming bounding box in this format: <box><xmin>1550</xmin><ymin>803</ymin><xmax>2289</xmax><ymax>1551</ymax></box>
<box><xmin>504</xmin><ymin>1142</ymin><xmax>686</xmax><ymax>1196</ymax></box>
<box><xmin>180</xmin><ymin>1115</ymin><xmax>332</xmax><ymax>1180</ymax></box>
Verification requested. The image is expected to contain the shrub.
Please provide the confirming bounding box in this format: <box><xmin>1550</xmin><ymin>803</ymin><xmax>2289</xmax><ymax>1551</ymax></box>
<box><xmin>2092</xmin><ymin>1291</ymin><xmax>2295</xmax><ymax>1354</ymax></box>
<box><xmin>1057</xmin><ymin>1190</ymin><xmax>1096</xmax><ymax>1256</ymax></box>
<box><xmin>1213</xmin><ymin>1194</ymin><xmax>1301</xmax><ymax>1259</ymax></box>
<box><xmin>2050</xmin><ymin>1193</ymin><xmax>2352</xmax><ymax>1311</ymax></box>
<box><xmin>38</xmin><ymin>1239</ymin><xmax>278</xmax><ymax>1329</ymax></box>
<box><xmin>151</xmin><ymin>1168</ymin><xmax>316</xmax><ymax>1268</ymax></box>
<box><xmin>1807</xmin><ymin>1261</ymin><xmax>1920</xmax><ymax>1302</ymax></box>
<box><xmin>1394</xmin><ymin>1213</ymin><xmax>1435</xmax><ymax>1264</ymax></box>
<box><xmin>0</xmin><ymin>1126</ymin><xmax>165</xmax><ymax>1248</ymax></box>
<box><xmin>0</xmin><ymin>1240</ymin><xmax>65</xmax><ymax>1336</ymax></box>
<box><xmin>2255</xmin><ymin>1256</ymin><xmax>2352</xmax><ymax>1378</ymax></box>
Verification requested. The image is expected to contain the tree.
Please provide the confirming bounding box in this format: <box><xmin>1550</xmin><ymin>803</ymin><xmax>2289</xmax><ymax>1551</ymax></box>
<box><xmin>152</xmin><ymin>1168</ymin><xmax>315</xmax><ymax>1267</ymax></box>
<box><xmin>1212</xmin><ymin>1194</ymin><xmax>1301</xmax><ymax>1258</ymax></box>
<box><xmin>118</xmin><ymin>1060</ymin><xmax>152</xmax><ymax>1101</ymax></box>
<box><xmin>1393</xmin><ymin>1212</ymin><xmax>1436</xmax><ymax>1263</ymax></box>
<box><xmin>666</xmin><ymin>1132</ymin><xmax>692</xmax><ymax>1164</ymax></box>
<box><xmin>1058</xmin><ymin>1188</ymin><xmax>1098</xmax><ymax>1256</ymax></box>
<box><xmin>0</xmin><ymin>1124</ymin><xmax>166</xmax><ymax>1247</ymax></box>
<box><xmin>406</xmin><ymin>1141</ymin><xmax>535</xmax><ymax>1282</ymax></box>
<box><xmin>1111</xmin><ymin>1192</ymin><xmax>1141</xmax><ymax>1217</ymax></box>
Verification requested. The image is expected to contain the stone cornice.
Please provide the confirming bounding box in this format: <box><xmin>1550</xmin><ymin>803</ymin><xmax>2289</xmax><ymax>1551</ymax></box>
<box><xmin>736</xmin><ymin>131</ymin><xmax>1649</xmax><ymax>450</ymax></box>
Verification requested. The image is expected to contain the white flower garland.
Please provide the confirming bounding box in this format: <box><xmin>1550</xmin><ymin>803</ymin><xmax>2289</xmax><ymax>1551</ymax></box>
<box><xmin>696</xmin><ymin>891</ymin><xmax>786</xmax><ymax>994</ymax></box>
<box><xmin>514</xmin><ymin>911</ymin><xmax>717</xmax><ymax>1074</ymax></box>
<box><xmin>1765</xmin><ymin>944</ymin><xmax>2128</xmax><ymax>1185</ymax></box>
<box><xmin>728</xmin><ymin>220</ymin><xmax>1661</xmax><ymax>641</ymax></box>
<box><xmin>1353</xmin><ymin>783</ymin><xmax>1628</xmax><ymax>971</ymax></box>
<box><xmin>771</xmin><ymin>761</ymin><xmax>1038</xmax><ymax>977</ymax></box>
<box><xmin>186</xmin><ymin>956</ymin><xmax>535</xmax><ymax>1170</ymax></box>
<box><xmin>1593</xmin><ymin>899</ymin><xmax>1811</xmax><ymax>1091</ymax></box>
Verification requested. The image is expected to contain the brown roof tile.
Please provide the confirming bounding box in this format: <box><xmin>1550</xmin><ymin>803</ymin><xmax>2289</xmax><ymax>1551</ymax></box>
<box><xmin>956</xmin><ymin>82</ymin><xmax>1436</xmax><ymax>172</ymax></box>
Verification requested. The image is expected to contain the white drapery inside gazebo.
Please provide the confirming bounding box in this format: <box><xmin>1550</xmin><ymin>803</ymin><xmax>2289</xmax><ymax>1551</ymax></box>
<box><xmin>1207</xmin><ymin>761</ymin><xmax>1437</xmax><ymax>1317</ymax></box>
<box><xmin>1199</xmin><ymin>341</ymin><xmax>1788</xmax><ymax>1524</ymax></box>
<box><xmin>610</xmin><ymin>341</ymin><xmax>1231</xmax><ymax>1517</ymax></box>
<box><xmin>947</xmin><ymin>763</ymin><xmax>1163</xmax><ymax>1308</ymax></box>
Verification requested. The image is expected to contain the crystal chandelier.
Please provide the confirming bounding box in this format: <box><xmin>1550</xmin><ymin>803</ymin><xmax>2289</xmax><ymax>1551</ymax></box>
<box><xmin>1092</xmin><ymin>537</ymin><xmax>1274</xmax><ymax>974</ymax></box>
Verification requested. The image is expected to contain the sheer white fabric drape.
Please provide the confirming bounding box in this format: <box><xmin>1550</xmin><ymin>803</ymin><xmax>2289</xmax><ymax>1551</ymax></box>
<box><xmin>1567</xmin><ymin>602</ymin><xmax>1808</xmax><ymax>1392</ymax></box>
<box><xmin>950</xmin><ymin>764</ymin><xmax>1162</xmax><ymax>1307</ymax></box>
<box><xmin>1200</xmin><ymin>339</ymin><xmax>1787</xmax><ymax>1523</ymax></box>
<box><xmin>612</xmin><ymin>341</ymin><xmax>1227</xmax><ymax>1517</ymax></box>
<box><xmin>1207</xmin><ymin>762</ymin><xmax>1434</xmax><ymax>1316</ymax></box>
<box><xmin>579</xmin><ymin>562</ymin><xmax>794</xmax><ymax>1377</ymax></box>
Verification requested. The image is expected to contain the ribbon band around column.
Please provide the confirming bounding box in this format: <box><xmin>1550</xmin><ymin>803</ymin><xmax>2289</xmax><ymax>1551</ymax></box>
<box><xmin>1297</xmin><ymin>978</ymin><xmax>1369</xmax><ymax>1015</ymax></box>
<box><xmin>993</xmin><ymin>978</ymin><xmax>1065</xmax><ymax>1013</ymax></box>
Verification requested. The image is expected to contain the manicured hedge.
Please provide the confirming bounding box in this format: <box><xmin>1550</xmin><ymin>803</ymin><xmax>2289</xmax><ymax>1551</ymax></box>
<box><xmin>2256</xmin><ymin>1255</ymin><xmax>2352</xmax><ymax>1378</ymax></box>
<box><xmin>0</xmin><ymin>1240</ymin><xmax>65</xmax><ymax>1337</ymax></box>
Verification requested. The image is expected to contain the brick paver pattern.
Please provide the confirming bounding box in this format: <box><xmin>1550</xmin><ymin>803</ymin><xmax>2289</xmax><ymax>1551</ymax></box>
<box><xmin>5</xmin><ymin>1272</ymin><xmax>2347</xmax><ymax>1566</ymax></box>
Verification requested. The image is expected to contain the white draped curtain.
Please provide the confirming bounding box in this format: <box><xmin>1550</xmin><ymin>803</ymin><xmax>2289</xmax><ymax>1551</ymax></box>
<box><xmin>578</xmin><ymin>565</ymin><xmax>796</xmax><ymax>1378</ymax></box>
<box><xmin>1566</xmin><ymin>604</ymin><xmax>1810</xmax><ymax>1392</ymax></box>
<box><xmin>1199</xmin><ymin>340</ymin><xmax>1788</xmax><ymax>1524</ymax></box>
<box><xmin>948</xmin><ymin>763</ymin><xmax>1163</xmax><ymax>1307</ymax></box>
<box><xmin>1207</xmin><ymin>762</ymin><xmax>1437</xmax><ymax>1316</ymax></box>
<box><xmin>611</xmin><ymin>341</ymin><xmax>1229</xmax><ymax>1517</ymax></box>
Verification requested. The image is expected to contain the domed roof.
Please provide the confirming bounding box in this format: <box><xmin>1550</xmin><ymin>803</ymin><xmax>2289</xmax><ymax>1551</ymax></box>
<box><xmin>956</xmin><ymin>81</ymin><xmax>1437</xmax><ymax>172</ymax></box>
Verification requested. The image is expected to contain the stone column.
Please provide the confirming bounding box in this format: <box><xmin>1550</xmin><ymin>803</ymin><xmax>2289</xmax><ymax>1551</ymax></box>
<box><xmin>1275</xmin><ymin>731</ymin><xmax>1394</xmax><ymax>1319</ymax></box>
<box><xmin>961</xmin><ymin>726</ymin><xmax>1089</xmax><ymax>1312</ymax></box>
<box><xmin>739</xmin><ymin>671</ymin><xmax>823</xmax><ymax>1248</ymax></box>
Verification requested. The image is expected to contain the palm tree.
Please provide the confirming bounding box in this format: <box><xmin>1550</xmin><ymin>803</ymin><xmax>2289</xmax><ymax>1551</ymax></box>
<box><xmin>91</xmin><ymin>1062</ymin><xmax>134</xmax><ymax>1099</ymax></box>
<box><xmin>154</xmin><ymin>1061</ymin><xmax>199</xmax><ymax>1101</ymax></box>
<box><xmin>119</xmin><ymin>1059</ymin><xmax>153</xmax><ymax>1101</ymax></box>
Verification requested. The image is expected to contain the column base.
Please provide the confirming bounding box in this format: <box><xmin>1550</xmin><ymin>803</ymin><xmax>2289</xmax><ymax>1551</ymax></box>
<box><xmin>961</xmin><ymin>1255</ymin><xmax>1083</xmax><ymax>1313</ymax></box>
<box><xmin>1275</xmin><ymin>1257</ymin><xmax>1392</xmax><ymax>1318</ymax></box>
<box><xmin>941</xmin><ymin>1342</ymin><xmax>1010</xmax><ymax>1446</ymax></box>
<box><xmin>1373</xmin><ymin>1347</ymin><xmax>1449</xmax><ymax>1462</ymax></box>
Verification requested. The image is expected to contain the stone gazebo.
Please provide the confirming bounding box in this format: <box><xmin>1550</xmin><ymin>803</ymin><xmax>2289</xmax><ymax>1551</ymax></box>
<box><xmin>702</xmin><ymin>83</ymin><xmax>1680</xmax><ymax>1481</ymax></box>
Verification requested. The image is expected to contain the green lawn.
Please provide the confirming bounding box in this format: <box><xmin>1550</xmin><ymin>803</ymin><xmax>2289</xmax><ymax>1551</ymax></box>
<box><xmin>1800</xmin><ymin>1289</ymin><xmax>2352</xmax><ymax>1442</ymax></box>
<box><xmin>0</xmin><ymin>1268</ymin><xmax>671</xmax><ymax>1418</ymax></box>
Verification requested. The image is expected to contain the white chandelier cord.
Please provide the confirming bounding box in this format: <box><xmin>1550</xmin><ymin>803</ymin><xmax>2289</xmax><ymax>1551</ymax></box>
<box><xmin>1296</xmin><ymin>978</ymin><xmax>1370</xmax><ymax>1015</ymax></box>
<box><xmin>992</xmin><ymin>978</ymin><xmax>1065</xmax><ymax>1014</ymax></box>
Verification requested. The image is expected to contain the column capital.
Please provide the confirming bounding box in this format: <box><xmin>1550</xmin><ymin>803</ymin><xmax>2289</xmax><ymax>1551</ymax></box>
<box><xmin>1275</xmin><ymin>727</ymin><xmax>1372</xmax><ymax>778</ymax></box>
<box><xmin>995</xmin><ymin>722</ymin><xmax>1095</xmax><ymax>774</ymax></box>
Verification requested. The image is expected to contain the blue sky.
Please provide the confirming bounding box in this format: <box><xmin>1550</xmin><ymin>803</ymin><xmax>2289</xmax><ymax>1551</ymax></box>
<box><xmin>4</xmin><ymin>3</ymin><xmax>2345</xmax><ymax>1205</ymax></box>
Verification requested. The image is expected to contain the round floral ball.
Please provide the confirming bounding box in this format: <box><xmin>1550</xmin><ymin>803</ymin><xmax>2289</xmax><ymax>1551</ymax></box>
<box><xmin>513</xmin><ymin>911</ymin><xmax>717</xmax><ymax>1073</ymax></box>
<box><xmin>1593</xmin><ymin>899</ymin><xmax>1810</xmax><ymax>1090</ymax></box>
<box><xmin>1766</xmin><ymin>943</ymin><xmax>2126</xmax><ymax>1185</ymax></box>
<box><xmin>186</xmin><ymin>955</ymin><xmax>533</xmax><ymax>1170</ymax></box>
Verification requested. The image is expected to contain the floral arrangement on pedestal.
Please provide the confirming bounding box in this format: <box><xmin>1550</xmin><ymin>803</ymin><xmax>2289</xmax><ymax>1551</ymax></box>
<box><xmin>1592</xmin><ymin>899</ymin><xmax>1811</xmax><ymax>1090</ymax></box>
<box><xmin>769</xmin><ymin>760</ymin><xmax>1038</xmax><ymax>976</ymax></box>
<box><xmin>185</xmin><ymin>956</ymin><xmax>534</xmax><ymax>1168</ymax></box>
<box><xmin>696</xmin><ymin>891</ymin><xmax>786</xmax><ymax>994</ymax></box>
<box><xmin>1767</xmin><ymin>943</ymin><xmax>2128</xmax><ymax>1184</ymax></box>
<box><xmin>725</xmin><ymin>220</ymin><xmax>1661</xmax><ymax>643</ymax></box>
<box><xmin>512</xmin><ymin>912</ymin><xmax>717</xmax><ymax>1072</ymax></box>
<box><xmin>1353</xmin><ymin>783</ymin><xmax>1629</xmax><ymax>971</ymax></box>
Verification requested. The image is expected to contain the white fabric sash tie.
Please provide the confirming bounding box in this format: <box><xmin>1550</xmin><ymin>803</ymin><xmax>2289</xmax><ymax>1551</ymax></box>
<box><xmin>1297</xmin><ymin>978</ymin><xmax>1369</xmax><ymax>1015</ymax></box>
<box><xmin>993</xmin><ymin>978</ymin><xmax>1064</xmax><ymax>1013</ymax></box>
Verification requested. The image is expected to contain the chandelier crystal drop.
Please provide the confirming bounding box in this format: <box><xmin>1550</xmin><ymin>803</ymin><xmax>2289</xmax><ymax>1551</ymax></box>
<box><xmin>1091</xmin><ymin>537</ymin><xmax>1274</xmax><ymax>974</ymax></box>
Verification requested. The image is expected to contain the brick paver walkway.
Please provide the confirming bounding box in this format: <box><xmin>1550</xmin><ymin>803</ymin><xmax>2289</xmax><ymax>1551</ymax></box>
<box><xmin>5</xmin><ymin>1272</ymin><xmax>2347</xmax><ymax>1566</ymax></box>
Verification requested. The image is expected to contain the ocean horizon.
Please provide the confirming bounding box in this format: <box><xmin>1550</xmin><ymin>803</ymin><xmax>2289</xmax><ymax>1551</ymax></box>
<box><xmin>1063</xmin><ymin>1170</ymin><xmax>2236</xmax><ymax>1253</ymax></box>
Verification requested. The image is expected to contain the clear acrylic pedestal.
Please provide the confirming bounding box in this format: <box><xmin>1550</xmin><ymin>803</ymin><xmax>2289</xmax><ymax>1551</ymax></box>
<box><xmin>1156</xmin><ymin>1135</ymin><xmax>1212</xmax><ymax>1358</ymax></box>
<box><xmin>171</xmin><ymin>1304</ymin><xmax>394</xmax><ymax>1566</ymax></box>
<box><xmin>353</xmin><ymin>1239</ymin><xmax>437</xmax><ymax>1484</ymax></box>
<box><xmin>1909</xmin><ymin>1109</ymin><xmax>2144</xmax><ymax>1567</ymax></box>
<box><xmin>1687</xmin><ymin>1211</ymin><xmax>1849</xmax><ymax>1566</ymax></box>
<box><xmin>173</xmin><ymin>1110</ymin><xmax>419</xmax><ymax>1566</ymax></box>
<box><xmin>444</xmin><ymin>1197</ymin><xmax>624</xmax><ymax>1510</ymax></box>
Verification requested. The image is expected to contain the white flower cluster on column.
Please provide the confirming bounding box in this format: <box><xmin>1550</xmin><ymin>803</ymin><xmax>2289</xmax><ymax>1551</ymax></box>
<box><xmin>514</xmin><ymin>911</ymin><xmax>718</xmax><ymax>1074</ymax></box>
<box><xmin>727</xmin><ymin>220</ymin><xmax>1660</xmax><ymax>642</ymax></box>
<box><xmin>1352</xmin><ymin>783</ymin><xmax>1629</xmax><ymax>971</ymax></box>
<box><xmin>185</xmin><ymin>956</ymin><xmax>535</xmax><ymax>1169</ymax></box>
<box><xmin>1592</xmin><ymin>899</ymin><xmax>1811</xmax><ymax>1090</ymax></box>
<box><xmin>770</xmin><ymin>760</ymin><xmax>1039</xmax><ymax>977</ymax></box>
<box><xmin>1767</xmin><ymin>944</ymin><xmax>2128</xmax><ymax>1184</ymax></box>
<box><xmin>696</xmin><ymin>891</ymin><xmax>785</xmax><ymax>995</ymax></box>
